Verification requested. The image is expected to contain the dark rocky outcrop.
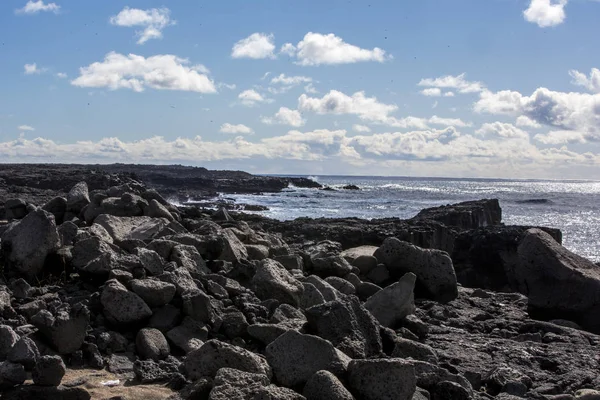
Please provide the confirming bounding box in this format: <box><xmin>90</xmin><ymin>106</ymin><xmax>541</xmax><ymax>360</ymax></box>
<box><xmin>0</xmin><ymin>168</ymin><xmax>597</xmax><ymax>399</ymax></box>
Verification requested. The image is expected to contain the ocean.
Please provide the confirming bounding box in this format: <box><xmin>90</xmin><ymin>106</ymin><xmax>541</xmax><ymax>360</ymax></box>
<box><xmin>218</xmin><ymin>176</ymin><xmax>600</xmax><ymax>262</ymax></box>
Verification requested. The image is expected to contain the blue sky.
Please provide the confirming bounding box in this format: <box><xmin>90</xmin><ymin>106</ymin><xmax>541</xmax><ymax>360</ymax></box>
<box><xmin>1</xmin><ymin>0</ymin><xmax>599</xmax><ymax>178</ymax></box>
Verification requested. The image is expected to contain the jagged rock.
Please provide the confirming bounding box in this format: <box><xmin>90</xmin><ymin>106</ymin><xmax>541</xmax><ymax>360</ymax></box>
<box><xmin>134</xmin><ymin>247</ymin><xmax>165</xmax><ymax>276</ymax></box>
<box><xmin>130</xmin><ymin>279</ymin><xmax>176</xmax><ymax>308</ymax></box>
<box><xmin>4</xmin><ymin>199</ymin><xmax>27</xmax><ymax>220</ymax></box>
<box><xmin>405</xmin><ymin>360</ymin><xmax>473</xmax><ymax>396</ymax></box>
<box><xmin>167</xmin><ymin>316</ymin><xmax>208</xmax><ymax>353</ymax></box>
<box><xmin>97</xmin><ymin>331</ymin><xmax>129</xmax><ymax>354</ymax></box>
<box><xmin>299</xmin><ymin>282</ymin><xmax>326</xmax><ymax>309</ymax></box>
<box><xmin>214</xmin><ymin>207</ymin><xmax>234</xmax><ymax>222</ymax></box>
<box><xmin>392</xmin><ymin>338</ymin><xmax>438</xmax><ymax>364</ymax></box>
<box><xmin>161</xmin><ymin>267</ymin><xmax>198</xmax><ymax>295</ymax></box>
<box><xmin>89</xmin><ymin>223</ymin><xmax>113</xmax><ymax>243</ymax></box>
<box><xmin>32</xmin><ymin>355</ymin><xmax>66</xmax><ymax>386</ymax></box>
<box><xmin>324</xmin><ymin>277</ymin><xmax>356</xmax><ymax>295</ymax></box>
<box><xmin>67</xmin><ymin>181</ymin><xmax>90</xmax><ymax>214</ymax></box>
<box><xmin>219</xmin><ymin>228</ymin><xmax>248</xmax><ymax>263</ymax></box>
<box><xmin>146</xmin><ymin>199</ymin><xmax>175</xmax><ymax>221</ymax></box>
<box><xmin>248</xmin><ymin>323</ymin><xmax>291</xmax><ymax>345</ymax></box>
<box><xmin>1</xmin><ymin>208</ymin><xmax>60</xmax><ymax>277</ymax></box>
<box><xmin>306</xmin><ymin>297</ymin><xmax>382</xmax><ymax>358</ymax></box>
<box><xmin>0</xmin><ymin>326</ymin><xmax>19</xmax><ymax>361</ymax></box>
<box><xmin>366</xmin><ymin>264</ymin><xmax>390</xmax><ymax>286</ymax></box>
<box><xmin>7</xmin><ymin>336</ymin><xmax>39</xmax><ymax>370</ymax></box>
<box><xmin>266</xmin><ymin>330</ymin><xmax>351</xmax><ymax>387</ymax></box>
<box><xmin>575</xmin><ymin>389</ymin><xmax>600</xmax><ymax>399</ymax></box>
<box><xmin>517</xmin><ymin>228</ymin><xmax>600</xmax><ymax>332</ymax></box>
<box><xmin>221</xmin><ymin>311</ymin><xmax>249</xmax><ymax>339</ymax></box>
<box><xmin>149</xmin><ymin>304</ymin><xmax>182</xmax><ymax>332</ymax></box>
<box><xmin>431</xmin><ymin>381</ymin><xmax>471</xmax><ymax>400</ymax></box>
<box><xmin>311</xmin><ymin>255</ymin><xmax>353</xmax><ymax>278</ymax></box>
<box><xmin>185</xmin><ymin>339</ymin><xmax>272</xmax><ymax>380</ymax></box>
<box><xmin>107</xmin><ymin>353</ymin><xmax>135</xmax><ymax>374</ymax></box>
<box><xmin>303</xmin><ymin>370</ymin><xmax>355</xmax><ymax>400</ymax></box>
<box><xmin>17</xmin><ymin>299</ymin><xmax>46</xmax><ymax>319</ymax></box>
<box><xmin>375</xmin><ymin>238</ymin><xmax>458</xmax><ymax>303</ymax></box>
<box><xmin>347</xmin><ymin>358</ymin><xmax>417</xmax><ymax>400</ymax></box>
<box><xmin>1</xmin><ymin>386</ymin><xmax>91</xmax><ymax>400</ymax></box>
<box><xmin>57</xmin><ymin>221</ymin><xmax>78</xmax><ymax>246</ymax></box>
<box><xmin>303</xmin><ymin>275</ymin><xmax>342</xmax><ymax>302</ymax></box>
<box><xmin>95</xmin><ymin>214</ymin><xmax>167</xmax><ymax>243</ymax></box>
<box><xmin>71</xmin><ymin>236</ymin><xmax>121</xmax><ymax>275</ymax></box>
<box><xmin>0</xmin><ymin>361</ymin><xmax>26</xmax><ymax>389</ymax></box>
<box><xmin>252</xmin><ymin>259</ymin><xmax>304</xmax><ymax>307</ymax></box>
<box><xmin>246</xmin><ymin>244</ymin><xmax>270</xmax><ymax>260</ymax></box>
<box><xmin>182</xmin><ymin>289</ymin><xmax>222</xmax><ymax>325</ymax></box>
<box><xmin>42</xmin><ymin>197</ymin><xmax>67</xmax><ymax>225</ymax></box>
<box><xmin>275</xmin><ymin>254</ymin><xmax>304</xmax><ymax>271</ymax></box>
<box><xmin>136</xmin><ymin>328</ymin><xmax>170</xmax><ymax>360</ymax></box>
<box><xmin>171</xmin><ymin>244</ymin><xmax>209</xmax><ymax>274</ymax></box>
<box><xmin>209</xmin><ymin>367</ymin><xmax>270</xmax><ymax>399</ymax></box>
<box><xmin>101</xmin><ymin>279</ymin><xmax>152</xmax><ymax>325</ymax></box>
<box><xmin>133</xmin><ymin>358</ymin><xmax>179</xmax><ymax>383</ymax></box>
<box><xmin>364</xmin><ymin>272</ymin><xmax>416</xmax><ymax>328</ymax></box>
<box><xmin>31</xmin><ymin>305</ymin><xmax>89</xmax><ymax>354</ymax></box>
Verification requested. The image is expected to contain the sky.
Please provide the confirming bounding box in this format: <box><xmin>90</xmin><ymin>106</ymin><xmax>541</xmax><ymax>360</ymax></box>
<box><xmin>1</xmin><ymin>0</ymin><xmax>600</xmax><ymax>179</ymax></box>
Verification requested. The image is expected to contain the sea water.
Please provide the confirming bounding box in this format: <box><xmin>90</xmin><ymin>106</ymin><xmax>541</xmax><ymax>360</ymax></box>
<box><xmin>218</xmin><ymin>176</ymin><xmax>600</xmax><ymax>262</ymax></box>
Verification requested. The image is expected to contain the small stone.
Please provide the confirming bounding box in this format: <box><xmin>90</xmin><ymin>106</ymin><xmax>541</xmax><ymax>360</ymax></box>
<box><xmin>167</xmin><ymin>317</ymin><xmax>208</xmax><ymax>354</ymax></box>
<box><xmin>136</xmin><ymin>328</ymin><xmax>170</xmax><ymax>360</ymax></box>
<box><xmin>32</xmin><ymin>355</ymin><xmax>66</xmax><ymax>386</ymax></box>
<box><xmin>324</xmin><ymin>277</ymin><xmax>356</xmax><ymax>295</ymax></box>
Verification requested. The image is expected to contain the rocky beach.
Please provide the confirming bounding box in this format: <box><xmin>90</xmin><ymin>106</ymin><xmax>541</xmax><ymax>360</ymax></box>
<box><xmin>0</xmin><ymin>164</ymin><xmax>599</xmax><ymax>400</ymax></box>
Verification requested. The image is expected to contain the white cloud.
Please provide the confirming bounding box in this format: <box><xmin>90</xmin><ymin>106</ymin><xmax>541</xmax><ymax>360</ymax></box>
<box><xmin>534</xmin><ymin>130</ymin><xmax>586</xmax><ymax>144</ymax></box>
<box><xmin>474</xmin><ymin>86</ymin><xmax>600</xmax><ymax>142</ymax></box>
<box><xmin>15</xmin><ymin>1</ymin><xmax>59</xmax><ymax>15</ymax></box>
<box><xmin>429</xmin><ymin>116</ymin><xmax>472</xmax><ymax>128</ymax></box>
<box><xmin>304</xmin><ymin>83</ymin><xmax>318</xmax><ymax>94</ymax></box>
<box><xmin>569</xmin><ymin>68</ymin><xmax>600</xmax><ymax>93</ymax></box>
<box><xmin>261</xmin><ymin>107</ymin><xmax>306</xmax><ymax>127</ymax></box>
<box><xmin>421</xmin><ymin>88</ymin><xmax>442</xmax><ymax>97</ymax></box>
<box><xmin>18</xmin><ymin>125</ymin><xmax>35</xmax><ymax>131</ymax></box>
<box><xmin>280</xmin><ymin>43</ymin><xmax>297</xmax><ymax>57</ymax></box>
<box><xmin>231</xmin><ymin>33</ymin><xmax>276</xmax><ymax>59</ymax></box>
<box><xmin>299</xmin><ymin>90</ymin><xmax>398</xmax><ymax>123</ymax></box>
<box><xmin>217</xmin><ymin>82</ymin><xmax>236</xmax><ymax>90</ymax></box>
<box><xmin>516</xmin><ymin>115</ymin><xmax>542</xmax><ymax>128</ymax></box>
<box><xmin>71</xmin><ymin>52</ymin><xmax>216</xmax><ymax>93</ymax></box>
<box><xmin>238</xmin><ymin>89</ymin><xmax>272</xmax><ymax>106</ymax></box>
<box><xmin>353</xmin><ymin>124</ymin><xmax>371</xmax><ymax>133</ymax></box>
<box><xmin>271</xmin><ymin>74</ymin><xmax>312</xmax><ymax>85</ymax></box>
<box><xmin>288</xmin><ymin>32</ymin><xmax>390</xmax><ymax>66</ymax></box>
<box><xmin>523</xmin><ymin>0</ymin><xmax>567</xmax><ymax>28</ymax></box>
<box><xmin>418</xmin><ymin>73</ymin><xmax>485</xmax><ymax>94</ymax></box>
<box><xmin>476</xmin><ymin>122</ymin><xmax>529</xmax><ymax>139</ymax></box>
<box><xmin>444</xmin><ymin>92</ymin><xmax>455</xmax><ymax>97</ymax></box>
<box><xmin>219</xmin><ymin>123</ymin><xmax>254</xmax><ymax>135</ymax></box>
<box><xmin>24</xmin><ymin>63</ymin><xmax>45</xmax><ymax>75</ymax></box>
<box><xmin>110</xmin><ymin>7</ymin><xmax>174</xmax><ymax>45</ymax></box>
<box><xmin>55</xmin><ymin>72</ymin><xmax>67</xmax><ymax>79</ymax></box>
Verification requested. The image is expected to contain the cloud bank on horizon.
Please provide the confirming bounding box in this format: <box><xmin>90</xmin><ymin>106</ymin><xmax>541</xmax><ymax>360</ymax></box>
<box><xmin>2</xmin><ymin>0</ymin><xmax>600</xmax><ymax>179</ymax></box>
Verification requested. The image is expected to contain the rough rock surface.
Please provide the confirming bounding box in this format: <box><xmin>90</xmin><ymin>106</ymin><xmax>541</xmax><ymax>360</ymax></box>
<box><xmin>364</xmin><ymin>272</ymin><xmax>416</xmax><ymax>328</ymax></box>
<box><xmin>375</xmin><ymin>237</ymin><xmax>458</xmax><ymax>303</ymax></box>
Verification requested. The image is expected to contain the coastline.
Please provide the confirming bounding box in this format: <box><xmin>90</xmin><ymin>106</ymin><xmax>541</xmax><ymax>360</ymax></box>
<box><xmin>0</xmin><ymin>164</ymin><xmax>599</xmax><ymax>399</ymax></box>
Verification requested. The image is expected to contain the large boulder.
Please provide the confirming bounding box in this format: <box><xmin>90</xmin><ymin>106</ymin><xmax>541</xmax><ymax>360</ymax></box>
<box><xmin>252</xmin><ymin>259</ymin><xmax>304</xmax><ymax>307</ymax></box>
<box><xmin>303</xmin><ymin>370</ymin><xmax>355</xmax><ymax>400</ymax></box>
<box><xmin>1</xmin><ymin>209</ymin><xmax>60</xmax><ymax>277</ymax></box>
<box><xmin>42</xmin><ymin>197</ymin><xmax>67</xmax><ymax>225</ymax></box>
<box><xmin>305</xmin><ymin>297</ymin><xmax>382</xmax><ymax>358</ymax></box>
<box><xmin>219</xmin><ymin>229</ymin><xmax>248</xmax><ymax>263</ymax></box>
<box><xmin>184</xmin><ymin>340</ymin><xmax>272</xmax><ymax>380</ymax></box>
<box><xmin>101</xmin><ymin>279</ymin><xmax>152</xmax><ymax>325</ymax></box>
<box><xmin>31</xmin><ymin>305</ymin><xmax>89</xmax><ymax>355</ymax></box>
<box><xmin>130</xmin><ymin>279</ymin><xmax>176</xmax><ymax>308</ymax></box>
<box><xmin>32</xmin><ymin>355</ymin><xmax>66</xmax><ymax>386</ymax></box>
<box><xmin>374</xmin><ymin>238</ymin><xmax>458</xmax><ymax>303</ymax></box>
<box><xmin>0</xmin><ymin>326</ymin><xmax>19</xmax><ymax>361</ymax></box>
<box><xmin>266</xmin><ymin>330</ymin><xmax>351</xmax><ymax>387</ymax></box>
<box><xmin>347</xmin><ymin>358</ymin><xmax>416</xmax><ymax>400</ymax></box>
<box><xmin>517</xmin><ymin>228</ymin><xmax>600</xmax><ymax>332</ymax></box>
<box><xmin>364</xmin><ymin>272</ymin><xmax>416</xmax><ymax>328</ymax></box>
<box><xmin>66</xmin><ymin>181</ymin><xmax>90</xmax><ymax>214</ymax></box>
<box><xmin>136</xmin><ymin>328</ymin><xmax>170</xmax><ymax>360</ymax></box>
<box><xmin>94</xmin><ymin>214</ymin><xmax>168</xmax><ymax>243</ymax></box>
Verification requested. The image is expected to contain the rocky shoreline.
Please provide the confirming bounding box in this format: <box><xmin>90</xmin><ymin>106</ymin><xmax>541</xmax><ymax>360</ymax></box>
<box><xmin>0</xmin><ymin>165</ymin><xmax>599</xmax><ymax>400</ymax></box>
